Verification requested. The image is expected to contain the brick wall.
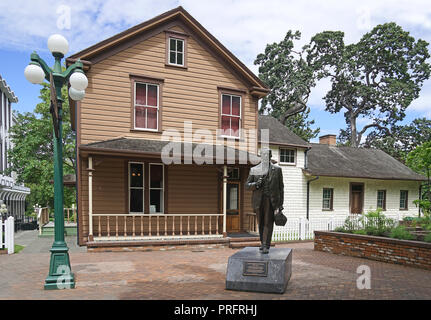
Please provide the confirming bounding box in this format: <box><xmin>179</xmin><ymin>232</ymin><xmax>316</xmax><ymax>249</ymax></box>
<box><xmin>314</xmin><ymin>231</ymin><xmax>431</xmax><ymax>270</ymax></box>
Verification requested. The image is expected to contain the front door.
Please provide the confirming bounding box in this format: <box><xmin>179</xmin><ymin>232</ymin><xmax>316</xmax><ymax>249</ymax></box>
<box><xmin>226</xmin><ymin>181</ymin><xmax>240</xmax><ymax>232</ymax></box>
<box><xmin>350</xmin><ymin>183</ymin><xmax>364</xmax><ymax>214</ymax></box>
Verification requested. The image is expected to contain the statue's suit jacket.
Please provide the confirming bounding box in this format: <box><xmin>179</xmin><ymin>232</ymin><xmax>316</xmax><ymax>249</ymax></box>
<box><xmin>246</xmin><ymin>163</ymin><xmax>284</xmax><ymax>213</ymax></box>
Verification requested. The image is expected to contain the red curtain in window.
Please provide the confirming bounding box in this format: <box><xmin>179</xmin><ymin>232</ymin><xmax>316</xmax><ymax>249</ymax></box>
<box><xmin>147</xmin><ymin>108</ymin><xmax>157</xmax><ymax>129</ymax></box>
<box><xmin>136</xmin><ymin>83</ymin><xmax>146</xmax><ymax>105</ymax></box>
<box><xmin>147</xmin><ymin>85</ymin><xmax>158</xmax><ymax>106</ymax></box>
<box><xmin>231</xmin><ymin>96</ymin><xmax>240</xmax><ymax>116</ymax></box>
<box><xmin>135</xmin><ymin>106</ymin><xmax>146</xmax><ymax>128</ymax></box>
<box><xmin>221</xmin><ymin>94</ymin><xmax>240</xmax><ymax>137</ymax></box>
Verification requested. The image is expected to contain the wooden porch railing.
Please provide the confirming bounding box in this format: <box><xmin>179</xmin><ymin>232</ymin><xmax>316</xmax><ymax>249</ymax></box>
<box><xmin>245</xmin><ymin>212</ymin><xmax>257</xmax><ymax>233</ymax></box>
<box><xmin>91</xmin><ymin>214</ymin><xmax>224</xmax><ymax>240</ymax></box>
<box><xmin>37</xmin><ymin>207</ymin><xmax>50</xmax><ymax>235</ymax></box>
<box><xmin>64</xmin><ymin>207</ymin><xmax>77</xmax><ymax>223</ymax></box>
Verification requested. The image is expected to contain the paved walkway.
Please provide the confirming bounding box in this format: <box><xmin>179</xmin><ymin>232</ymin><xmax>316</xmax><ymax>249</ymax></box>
<box><xmin>14</xmin><ymin>230</ymin><xmax>86</xmax><ymax>254</ymax></box>
<box><xmin>1</xmin><ymin>232</ymin><xmax>430</xmax><ymax>299</ymax></box>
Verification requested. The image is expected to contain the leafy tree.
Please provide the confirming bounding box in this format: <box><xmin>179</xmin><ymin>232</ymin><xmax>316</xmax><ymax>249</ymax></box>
<box><xmin>8</xmin><ymin>83</ymin><xmax>76</xmax><ymax>211</ymax></box>
<box><xmin>364</xmin><ymin>117</ymin><xmax>431</xmax><ymax>162</ymax></box>
<box><xmin>307</xmin><ymin>23</ymin><xmax>430</xmax><ymax>147</ymax></box>
<box><xmin>406</xmin><ymin>141</ymin><xmax>431</xmax><ymax>202</ymax></box>
<box><xmin>255</xmin><ymin>30</ymin><xmax>320</xmax><ymax>141</ymax></box>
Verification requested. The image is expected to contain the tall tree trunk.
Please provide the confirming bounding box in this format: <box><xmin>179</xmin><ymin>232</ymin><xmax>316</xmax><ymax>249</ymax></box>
<box><xmin>349</xmin><ymin>112</ymin><xmax>358</xmax><ymax>148</ymax></box>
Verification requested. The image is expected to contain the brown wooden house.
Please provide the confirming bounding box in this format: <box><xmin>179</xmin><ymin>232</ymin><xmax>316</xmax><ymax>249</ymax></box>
<box><xmin>67</xmin><ymin>7</ymin><xmax>269</xmax><ymax>247</ymax></box>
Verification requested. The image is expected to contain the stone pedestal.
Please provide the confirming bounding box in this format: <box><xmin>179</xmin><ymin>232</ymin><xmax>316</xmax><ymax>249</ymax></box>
<box><xmin>225</xmin><ymin>247</ymin><xmax>292</xmax><ymax>294</ymax></box>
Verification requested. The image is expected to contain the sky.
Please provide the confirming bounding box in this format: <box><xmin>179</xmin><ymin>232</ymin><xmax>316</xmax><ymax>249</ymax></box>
<box><xmin>0</xmin><ymin>0</ymin><xmax>430</xmax><ymax>143</ymax></box>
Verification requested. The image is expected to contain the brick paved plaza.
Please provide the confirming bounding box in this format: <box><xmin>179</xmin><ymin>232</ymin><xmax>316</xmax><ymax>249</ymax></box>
<box><xmin>1</xmin><ymin>231</ymin><xmax>430</xmax><ymax>300</ymax></box>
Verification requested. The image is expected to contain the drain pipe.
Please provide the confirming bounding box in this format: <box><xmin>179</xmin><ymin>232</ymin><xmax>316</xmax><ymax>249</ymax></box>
<box><xmin>306</xmin><ymin>176</ymin><xmax>319</xmax><ymax>220</ymax></box>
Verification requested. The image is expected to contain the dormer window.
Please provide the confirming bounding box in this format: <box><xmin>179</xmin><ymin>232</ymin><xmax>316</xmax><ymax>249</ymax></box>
<box><xmin>169</xmin><ymin>37</ymin><xmax>184</xmax><ymax>66</ymax></box>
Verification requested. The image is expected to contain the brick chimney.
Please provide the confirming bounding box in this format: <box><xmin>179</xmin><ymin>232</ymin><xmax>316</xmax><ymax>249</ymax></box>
<box><xmin>319</xmin><ymin>134</ymin><xmax>336</xmax><ymax>146</ymax></box>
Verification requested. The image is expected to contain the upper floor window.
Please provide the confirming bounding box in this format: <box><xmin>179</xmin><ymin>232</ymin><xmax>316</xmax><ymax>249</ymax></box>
<box><xmin>400</xmin><ymin>190</ymin><xmax>408</xmax><ymax>210</ymax></box>
<box><xmin>134</xmin><ymin>82</ymin><xmax>159</xmax><ymax>131</ymax></box>
<box><xmin>377</xmin><ymin>190</ymin><xmax>386</xmax><ymax>210</ymax></box>
<box><xmin>221</xmin><ymin>94</ymin><xmax>241</xmax><ymax>138</ymax></box>
<box><xmin>279</xmin><ymin>148</ymin><xmax>295</xmax><ymax>164</ymax></box>
<box><xmin>169</xmin><ymin>37</ymin><xmax>185</xmax><ymax>66</ymax></box>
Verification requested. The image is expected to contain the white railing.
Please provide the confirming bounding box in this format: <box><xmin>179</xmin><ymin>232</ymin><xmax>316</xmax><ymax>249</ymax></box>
<box><xmin>91</xmin><ymin>214</ymin><xmax>224</xmax><ymax>241</ymax></box>
<box><xmin>272</xmin><ymin>214</ymin><xmax>402</xmax><ymax>242</ymax></box>
<box><xmin>1</xmin><ymin>216</ymin><xmax>14</xmax><ymax>254</ymax></box>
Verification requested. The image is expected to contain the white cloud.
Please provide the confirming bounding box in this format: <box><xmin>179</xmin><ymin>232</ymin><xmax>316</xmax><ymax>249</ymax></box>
<box><xmin>1</xmin><ymin>0</ymin><xmax>430</xmax><ymax>118</ymax></box>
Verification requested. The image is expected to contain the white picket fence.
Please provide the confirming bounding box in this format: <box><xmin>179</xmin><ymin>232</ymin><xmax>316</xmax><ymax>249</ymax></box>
<box><xmin>0</xmin><ymin>216</ymin><xmax>14</xmax><ymax>254</ymax></box>
<box><xmin>272</xmin><ymin>214</ymin><xmax>400</xmax><ymax>242</ymax></box>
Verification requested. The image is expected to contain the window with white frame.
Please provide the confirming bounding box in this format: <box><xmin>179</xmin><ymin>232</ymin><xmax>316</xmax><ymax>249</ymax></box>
<box><xmin>134</xmin><ymin>82</ymin><xmax>159</xmax><ymax>131</ymax></box>
<box><xmin>400</xmin><ymin>190</ymin><xmax>408</xmax><ymax>210</ymax></box>
<box><xmin>149</xmin><ymin>164</ymin><xmax>164</xmax><ymax>214</ymax></box>
<box><xmin>129</xmin><ymin>163</ymin><xmax>144</xmax><ymax>213</ymax></box>
<box><xmin>169</xmin><ymin>37</ymin><xmax>185</xmax><ymax>66</ymax></box>
<box><xmin>221</xmin><ymin>94</ymin><xmax>241</xmax><ymax>138</ymax></box>
<box><xmin>322</xmin><ymin>188</ymin><xmax>333</xmax><ymax>210</ymax></box>
<box><xmin>377</xmin><ymin>190</ymin><xmax>386</xmax><ymax>210</ymax></box>
<box><xmin>279</xmin><ymin>148</ymin><xmax>295</xmax><ymax>164</ymax></box>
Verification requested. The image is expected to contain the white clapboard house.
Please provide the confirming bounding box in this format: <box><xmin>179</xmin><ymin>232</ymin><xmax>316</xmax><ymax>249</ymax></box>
<box><xmin>258</xmin><ymin>115</ymin><xmax>425</xmax><ymax>220</ymax></box>
<box><xmin>0</xmin><ymin>74</ymin><xmax>30</xmax><ymax>228</ymax></box>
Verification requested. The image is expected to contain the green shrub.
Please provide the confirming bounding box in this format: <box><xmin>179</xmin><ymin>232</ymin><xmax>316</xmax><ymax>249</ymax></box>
<box><xmin>353</xmin><ymin>229</ymin><xmax>367</xmax><ymax>235</ymax></box>
<box><xmin>334</xmin><ymin>226</ymin><xmax>347</xmax><ymax>233</ymax></box>
<box><xmin>424</xmin><ymin>233</ymin><xmax>431</xmax><ymax>243</ymax></box>
<box><xmin>390</xmin><ymin>226</ymin><xmax>415</xmax><ymax>240</ymax></box>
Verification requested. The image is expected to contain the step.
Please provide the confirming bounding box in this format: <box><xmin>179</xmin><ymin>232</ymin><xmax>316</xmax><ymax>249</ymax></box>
<box><xmin>228</xmin><ymin>237</ymin><xmax>260</xmax><ymax>243</ymax></box>
<box><xmin>229</xmin><ymin>241</ymin><xmax>261</xmax><ymax>249</ymax></box>
<box><xmin>229</xmin><ymin>241</ymin><xmax>277</xmax><ymax>249</ymax></box>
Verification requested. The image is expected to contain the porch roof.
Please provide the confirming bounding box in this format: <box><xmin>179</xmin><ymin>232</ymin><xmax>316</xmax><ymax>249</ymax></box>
<box><xmin>79</xmin><ymin>137</ymin><xmax>260</xmax><ymax>165</ymax></box>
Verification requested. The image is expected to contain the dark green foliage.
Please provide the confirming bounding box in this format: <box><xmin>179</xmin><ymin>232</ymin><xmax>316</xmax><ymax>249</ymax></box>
<box><xmin>407</xmin><ymin>141</ymin><xmax>431</xmax><ymax>203</ymax></box>
<box><xmin>255</xmin><ymin>30</ymin><xmax>320</xmax><ymax>141</ymax></box>
<box><xmin>307</xmin><ymin>23</ymin><xmax>430</xmax><ymax>147</ymax></box>
<box><xmin>8</xmin><ymin>82</ymin><xmax>76</xmax><ymax>210</ymax></box>
<box><xmin>390</xmin><ymin>226</ymin><xmax>415</xmax><ymax>240</ymax></box>
<box><xmin>364</xmin><ymin>118</ymin><xmax>431</xmax><ymax>163</ymax></box>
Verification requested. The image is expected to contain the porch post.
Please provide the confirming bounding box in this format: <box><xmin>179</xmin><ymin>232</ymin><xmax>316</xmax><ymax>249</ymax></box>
<box><xmin>223</xmin><ymin>165</ymin><xmax>227</xmax><ymax>237</ymax></box>
<box><xmin>88</xmin><ymin>156</ymin><xmax>94</xmax><ymax>241</ymax></box>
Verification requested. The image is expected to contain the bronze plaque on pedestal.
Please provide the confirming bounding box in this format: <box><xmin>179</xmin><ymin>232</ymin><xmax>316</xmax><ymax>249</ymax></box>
<box><xmin>243</xmin><ymin>261</ymin><xmax>268</xmax><ymax>277</ymax></box>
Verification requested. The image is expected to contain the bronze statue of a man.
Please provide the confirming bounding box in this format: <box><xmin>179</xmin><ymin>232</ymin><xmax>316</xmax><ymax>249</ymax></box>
<box><xmin>246</xmin><ymin>149</ymin><xmax>284</xmax><ymax>254</ymax></box>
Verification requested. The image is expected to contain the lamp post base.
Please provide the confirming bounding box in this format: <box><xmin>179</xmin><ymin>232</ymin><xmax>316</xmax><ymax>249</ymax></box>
<box><xmin>44</xmin><ymin>244</ymin><xmax>75</xmax><ymax>290</ymax></box>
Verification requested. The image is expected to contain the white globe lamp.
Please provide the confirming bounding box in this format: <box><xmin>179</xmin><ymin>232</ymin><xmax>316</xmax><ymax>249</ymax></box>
<box><xmin>69</xmin><ymin>71</ymin><xmax>88</xmax><ymax>91</ymax></box>
<box><xmin>24</xmin><ymin>63</ymin><xmax>45</xmax><ymax>84</ymax></box>
<box><xmin>69</xmin><ymin>87</ymin><xmax>85</xmax><ymax>101</ymax></box>
<box><xmin>47</xmin><ymin>34</ymin><xmax>69</xmax><ymax>55</ymax></box>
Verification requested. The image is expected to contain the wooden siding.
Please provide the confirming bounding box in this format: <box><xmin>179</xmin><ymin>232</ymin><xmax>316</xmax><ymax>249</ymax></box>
<box><xmin>79</xmin><ymin>25</ymin><xmax>258</xmax><ymax>151</ymax></box>
<box><xmin>79</xmin><ymin>157</ymin><xmax>222</xmax><ymax>243</ymax></box>
<box><xmin>167</xmin><ymin>164</ymin><xmax>219</xmax><ymax>214</ymax></box>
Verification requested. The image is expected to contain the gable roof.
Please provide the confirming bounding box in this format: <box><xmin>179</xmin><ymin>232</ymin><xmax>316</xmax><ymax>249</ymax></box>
<box><xmin>305</xmin><ymin>143</ymin><xmax>426</xmax><ymax>181</ymax></box>
<box><xmin>258</xmin><ymin>115</ymin><xmax>310</xmax><ymax>149</ymax></box>
<box><xmin>67</xmin><ymin>6</ymin><xmax>269</xmax><ymax>94</ymax></box>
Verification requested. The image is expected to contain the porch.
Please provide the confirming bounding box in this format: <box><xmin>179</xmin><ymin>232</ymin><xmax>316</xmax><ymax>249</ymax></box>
<box><xmin>78</xmin><ymin>138</ymin><xmax>259</xmax><ymax>245</ymax></box>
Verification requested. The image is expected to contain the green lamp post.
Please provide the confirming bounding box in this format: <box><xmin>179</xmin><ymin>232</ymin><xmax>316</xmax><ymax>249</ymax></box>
<box><xmin>24</xmin><ymin>34</ymin><xmax>88</xmax><ymax>290</ymax></box>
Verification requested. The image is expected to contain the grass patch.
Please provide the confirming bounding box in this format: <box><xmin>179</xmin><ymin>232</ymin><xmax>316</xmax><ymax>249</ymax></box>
<box><xmin>14</xmin><ymin>244</ymin><xmax>25</xmax><ymax>253</ymax></box>
<box><xmin>0</xmin><ymin>244</ymin><xmax>25</xmax><ymax>253</ymax></box>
